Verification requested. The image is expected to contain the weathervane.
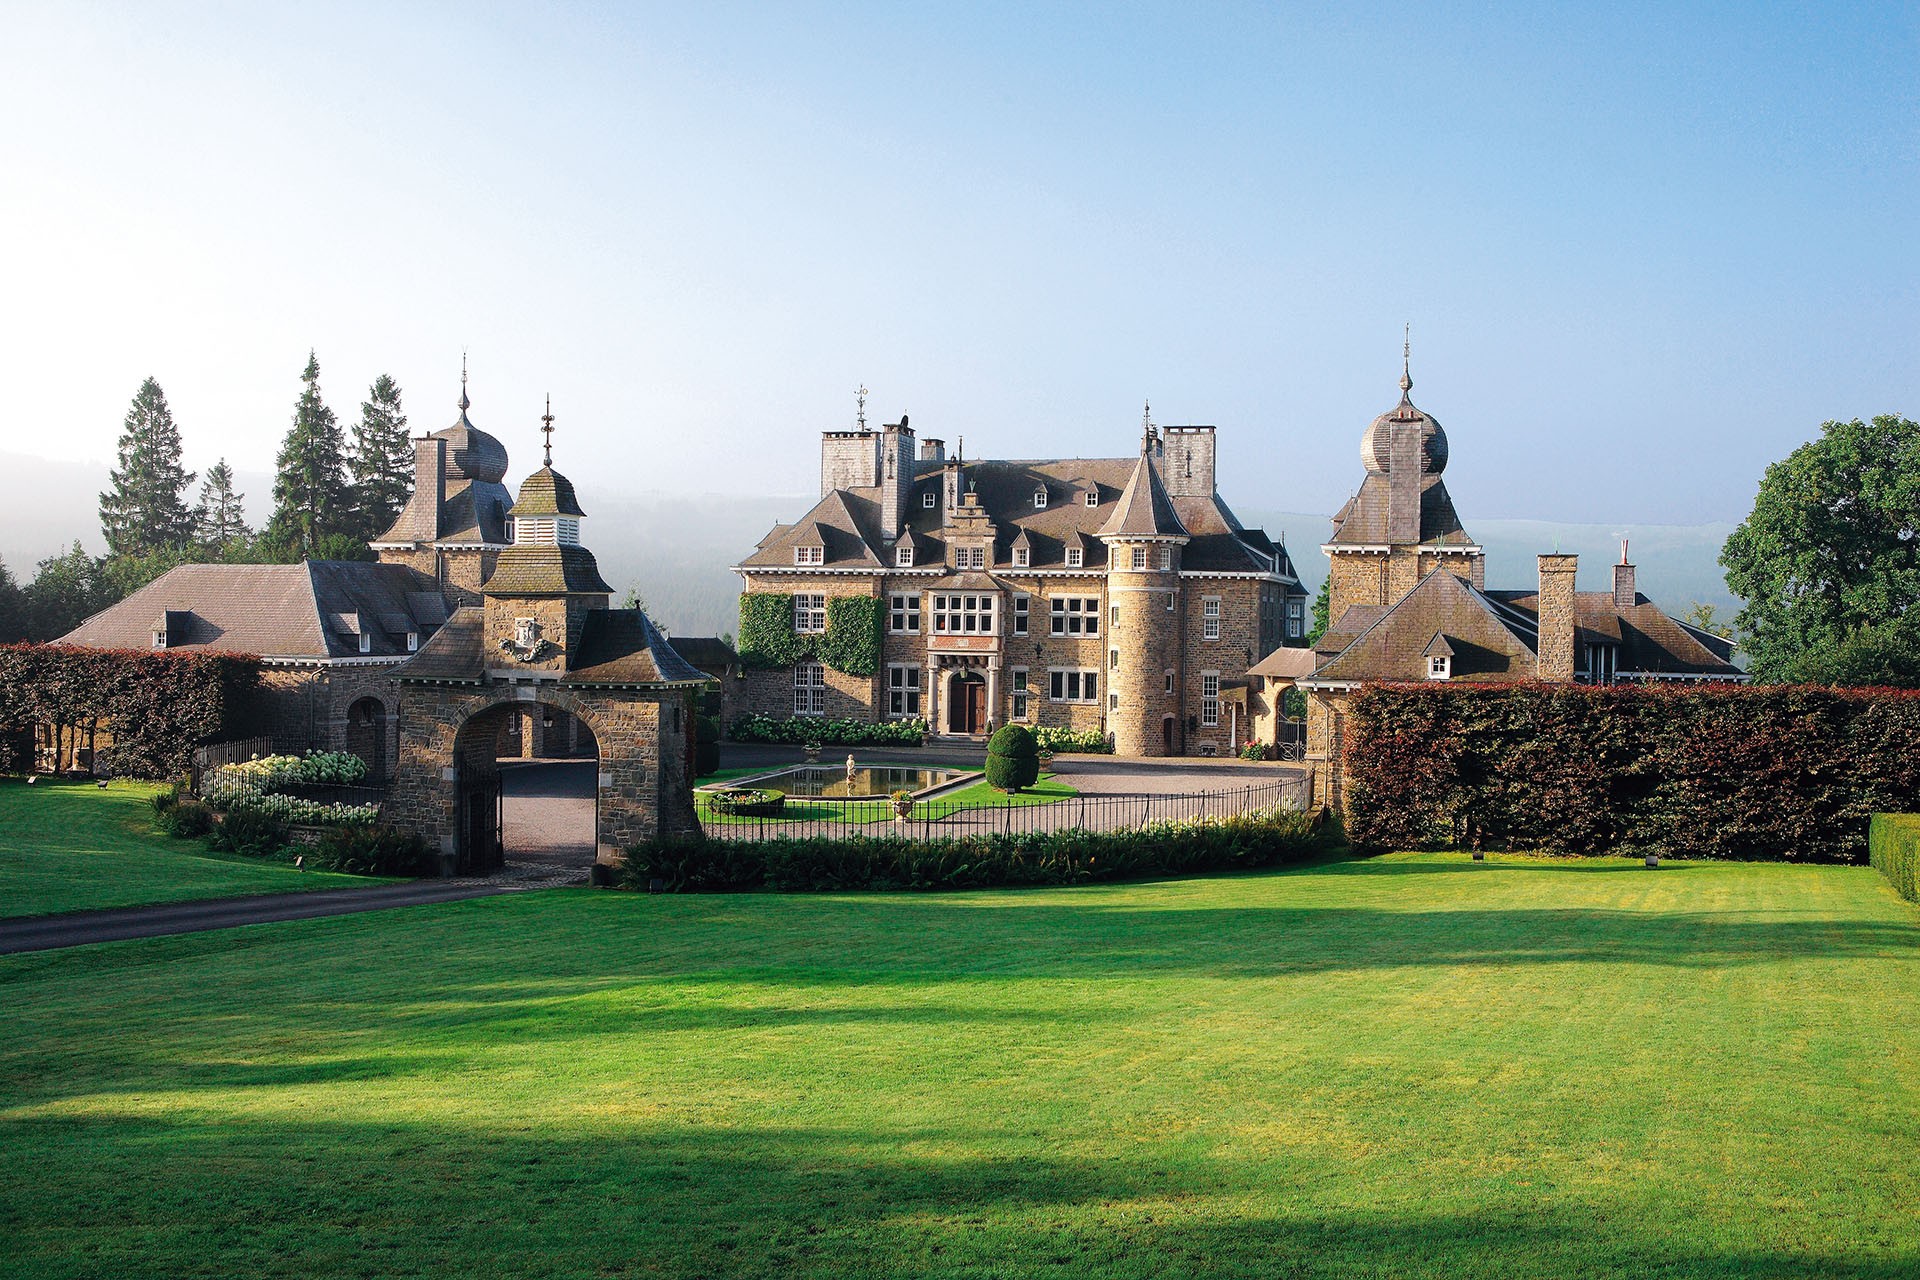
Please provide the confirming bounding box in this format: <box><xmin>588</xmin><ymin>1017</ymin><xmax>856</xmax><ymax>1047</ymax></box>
<box><xmin>856</xmin><ymin>384</ymin><xmax>869</xmax><ymax>430</ymax></box>
<box><xmin>540</xmin><ymin>394</ymin><xmax>555</xmax><ymax>466</ymax></box>
<box><xmin>1401</xmin><ymin>323</ymin><xmax>1413</xmax><ymax>394</ymax></box>
<box><xmin>459</xmin><ymin>349</ymin><xmax>471</xmax><ymax>412</ymax></box>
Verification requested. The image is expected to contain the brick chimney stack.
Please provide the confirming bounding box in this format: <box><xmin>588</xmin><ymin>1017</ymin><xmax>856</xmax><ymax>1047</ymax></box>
<box><xmin>1536</xmin><ymin>554</ymin><xmax>1579</xmax><ymax>681</ymax></box>
<box><xmin>1613</xmin><ymin>539</ymin><xmax>1637</xmax><ymax>610</ymax></box>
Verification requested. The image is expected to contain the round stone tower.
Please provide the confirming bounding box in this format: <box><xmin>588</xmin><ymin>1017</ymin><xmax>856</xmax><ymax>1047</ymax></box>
<box><xmin>1099</xmin><ymin>422</ymin><xmax>1190</xmax><ymax>756</ymax></box>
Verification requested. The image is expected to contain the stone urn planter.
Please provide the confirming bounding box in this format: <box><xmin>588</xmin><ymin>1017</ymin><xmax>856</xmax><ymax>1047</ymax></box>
<box><xmin>803</xmin><ymin>742</ymin><xmax>822</xmax><ymax>763</ymax></box>
<box><xmin>890</xmin><ymin>789</ymin><xmax>915</xmax><ymax>821</ymax></box>
<box><xmin>1037</xmin><ymin>749</ymin><xmax>1059</xmax><ymax>774</ymax></box>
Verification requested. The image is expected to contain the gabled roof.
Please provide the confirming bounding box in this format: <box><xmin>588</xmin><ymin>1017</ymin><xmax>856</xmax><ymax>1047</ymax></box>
<box><xmin>735</xmin><ymin>489</ymin><xmax>886</xmax><ymax>570</ymax></box>
<box><xmin>1311</xmin><ymin>570</ymin><xmax>1538</xmax><ymax>684</ymax></box>
<box><xmin>57</xmin><ymin>561</ymin><xmax>448</xmax><ymax>660</ymax></box>
<box><xmin>1486</xmin><ymin>590</ymin><xmax>1743</xmax><ymax>677</ymax></box>
<box><xmin>392</xmin><ymin>606</ymin><xmax>707</xmax><ymax>687</ymax></box>
<box><xmin>1098</xmin><ymin>450</ymin><xmax>1189</xmax><ymax>540</ymax></box>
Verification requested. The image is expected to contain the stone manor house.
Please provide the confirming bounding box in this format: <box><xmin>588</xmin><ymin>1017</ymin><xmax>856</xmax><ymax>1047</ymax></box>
<box><xmin>733</xmin><ymin>409</ymin><xmax>1311</xmax><ymax>756</ymax></box>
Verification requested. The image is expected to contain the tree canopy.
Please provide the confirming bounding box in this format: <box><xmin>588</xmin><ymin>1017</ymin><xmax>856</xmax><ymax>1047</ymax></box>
<box><xmin>99</xmin><ymin>378</ymin><xmax>196</xmax><ymax>558</ymax></box>
<box><xmin>193</xmin><ymin>458</ymin><xmax>251</xmax><ymax>551</ymax></box>
<box><xmin>347</xmin><ymin>374</ymin><xmax>411</xmax><ymax>542</ymax></box>
<box><xmin>1721</xmin><ymin>413</ymin><xmax>1920</xmax><ymax>685</ymax></box>
<box><xmin>266</xmin><ymin>351</ymin><xmax>352</xmax><ymax>560</ymax></box>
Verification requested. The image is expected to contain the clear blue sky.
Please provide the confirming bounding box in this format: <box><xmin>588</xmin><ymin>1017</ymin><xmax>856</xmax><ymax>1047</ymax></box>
<box><xmin>1</xmin><ymin>2</ymin><xmax>1912</xmax><ymax>525</ymax></box>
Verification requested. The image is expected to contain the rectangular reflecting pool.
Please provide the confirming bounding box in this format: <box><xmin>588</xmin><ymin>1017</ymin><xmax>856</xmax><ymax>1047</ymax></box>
<box><xmin>741</xmin><ymin>764</ymin><xmax>975</xmax><ymax>799</ymax></box>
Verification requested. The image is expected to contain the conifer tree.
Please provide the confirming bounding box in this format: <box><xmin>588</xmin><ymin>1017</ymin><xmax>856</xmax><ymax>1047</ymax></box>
<box><xmin>193</xmin><ymin>458</ymin><xmax>251</xmax><ymax>551</ymax></box>
<box><xmin>99</xmin><ymin>378</ymin><xmax>196</xmax><ymax>557</ymax></box>
<box><xmin>266</xmin><ymin>351</ymin><xmax>350</xmax><ymax>560</ymax></box>
<box><xmin>346</xmin><ymin>374</ymin><xmax>411</xmax><ymax>541</ymax></box>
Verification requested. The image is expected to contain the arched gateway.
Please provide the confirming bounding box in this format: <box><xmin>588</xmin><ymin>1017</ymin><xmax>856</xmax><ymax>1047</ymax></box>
<box><xmin>382</xmin><ymin>422</ymin><xmax>706</xmax><ymax>874</ymax></box>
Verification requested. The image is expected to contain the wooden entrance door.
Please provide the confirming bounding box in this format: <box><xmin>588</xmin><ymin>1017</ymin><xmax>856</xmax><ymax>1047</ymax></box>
<box><xmin>948</xmin><ymin>674</ymin><xmax>986</xmax><ymax>735</ymax></box>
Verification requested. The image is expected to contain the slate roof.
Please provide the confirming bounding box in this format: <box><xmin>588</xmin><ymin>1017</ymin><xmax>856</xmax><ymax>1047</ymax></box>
<box><xmin>375</xmin><ymin>402</ymin><xmax>514</xmax><ymax>546</ymax></box>
<box><xmin>1306</xmin><ymin>570</ymin><xmax>1744</xmax><ymax>685</ymax></box>
<box><xmin>508</xmin><ymin>465</ymin><xmax>587</xmax><ymax>518</ymax></box>
<box><xmin>57</xmin><ymin>562</ymin><xmax>449</xmax><ymax>661</ymax></box>
<box><xmin>1098</xmin><ymin>450</ymin><xmax>1189</xmax><ymax>539</ymax></box>
<box><xmin>483</xmin><ymin>544</ymin><xmax>615</xmax><ymax>596</ymax></box>
<box><xmin>738</xmin><ymin>455</ymin><xmax>1295</xmax><ymax>579</ymax></box>
<box><xmin>664</xmin><ymin>636</ymin><xmax>741</xmax><ymax>675</ymax></box>
<box><xmin>392</xmin><ymin>606</ymin><xmax>707</xmax><ymax>687</ymax></box>
<box><xmin>1325</xmin><ymin>472</ymin><xmax>1474</xmax><ymax>547</ymax></box>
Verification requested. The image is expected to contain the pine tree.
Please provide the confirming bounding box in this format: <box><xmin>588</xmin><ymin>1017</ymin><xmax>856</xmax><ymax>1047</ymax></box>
<box><xmin>193</xmin><ymin>458</ymin><xmax>251</xmax><ymax>551</ymax></box>
<box><xmin>346</xmin><ymin>374</ymin><xmax>412</xmax><ymax>542</ymax></box>
<box><xmin>266</xmin><ymin>351</ymin><xmax>351</xmax><ymax>560</ymax></box>
<box><xmin>99</xmin><ymin>377</ymin><xmax>196</xmax><ymax>557</ymax></box>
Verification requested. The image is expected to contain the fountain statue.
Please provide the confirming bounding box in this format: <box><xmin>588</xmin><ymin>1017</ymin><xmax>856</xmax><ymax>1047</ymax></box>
<box><xmin>845</xmin><ymin>753</ymin><xmax>857</xmax><ymax>783</ymax></box>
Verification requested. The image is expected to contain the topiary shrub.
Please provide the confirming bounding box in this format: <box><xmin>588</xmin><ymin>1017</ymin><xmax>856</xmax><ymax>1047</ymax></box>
<box><xmin>985</xmin><ymin>724</ymin><xmax>1040</xmax><ymax>794</ymax></box>
<box><xmin>310</xmin><ymin>824</ymin><xmax>433</xmax><ymax>876</ymax></box>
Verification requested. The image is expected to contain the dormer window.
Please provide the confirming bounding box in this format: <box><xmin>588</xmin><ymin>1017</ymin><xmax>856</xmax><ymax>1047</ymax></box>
<box><xmin>922</xmin><ymin>491</ymin><xmax>936</xmax><ymax>509</ymax></box>
<box><xmin>1066</xmin><ymin>547</ymin><xmax>1084</xmax><ymax>568</ymax></box>
<box><xmin>1084</xmin><ymin>490</ymin><xmax>1099</xmax><ymax>507</ymax></box>
<box><xmin>358</xmin><ymin>631</ymin><xmax>372</xmax><ymax>654</ymax></box>
<box><xmin>794</xmin><ymin>545</ymin><xmax>824</xmax><ymax>566</ymax></box>
<box><xmin>896</xmin><ymin>544</ymin><xmax>914</xmax><ymax>567</ymax></box>
<box><xmin>407</xmin><ymin>631</ymin><xmax>420</xmax><ymax>653</ymax></box>
<box><xmin>1427</xmin><ymin>655</ymin><xmax>1450</xmax><ymax>680</ymax></box>
<box><xmin>151</xmin><ymin>629</ymin><xmax>167</xmax><ymax>649</ymax></box>
<box><xmin>1033</xmin><ymin>487</ymin><xmax>1048</xmax><ymax>509</ymax></box>
<box><xmin>1013</xmin><ymin>545</ymin><xmax>1029</xmax><ymax>568</ymax></box>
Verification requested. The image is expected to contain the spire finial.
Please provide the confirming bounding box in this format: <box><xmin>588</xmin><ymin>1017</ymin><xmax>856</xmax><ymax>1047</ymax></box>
<box><xmin>1400</xmin><ymin>324</ymin><xmax>1412</xmax><ymax>395</ymax></box>
<box><xmin>1141</xmin><ymin>398</ymin><xmax>1155</xmax><ymax>454</ymax></box>
<box><xmin>459</xmin><ymin>350</ymin><xmax>471</xmax><ymax>413</ymax></box>
<box><xmin>540</xmin><ymin>394</ymin><xmax>555</xmax><ymax>467</ymax></box>
<box><xmin>856</xmin><ymin>384</ymin><xmax>868</xmax><ymax>431</ymax></box>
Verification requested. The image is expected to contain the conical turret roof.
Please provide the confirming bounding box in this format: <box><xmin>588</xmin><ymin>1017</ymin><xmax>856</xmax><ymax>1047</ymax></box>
<box><xmin>1098</xmin><ymin>443</ymin><xmax>1189</xmax><ymax>540</ymax></box>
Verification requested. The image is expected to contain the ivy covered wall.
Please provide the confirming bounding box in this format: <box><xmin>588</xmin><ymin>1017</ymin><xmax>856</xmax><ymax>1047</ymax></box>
<box><xmin>736</xmin><ymin>592</ymin><xmax>883</xmax><ymax>678</ymax></box>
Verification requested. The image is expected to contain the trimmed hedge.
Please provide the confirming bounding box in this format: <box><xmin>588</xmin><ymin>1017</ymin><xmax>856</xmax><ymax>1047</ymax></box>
<box><xmin>1344</xmin><ymin>684</ymin><xmax>1920</xmax><ymax>862</ymax></box>
<box><xmin>1869</xmin><ymin>813</ymin><xmax>1920</xmax><ymax>903</ymax></box>
<box><xmin>0</xmin><ymin>644</ymin><xmax>260</xmax><ymax>778</ymax></box>
<box><xmin>729</xmin><ymin>714</ymin><xmax>926</xmax><ymax>747</ymax></box>
<box><xmin>616</xmin><ymin>806</ymin><xmax>1333</xmax><ymax>893</ymax></box>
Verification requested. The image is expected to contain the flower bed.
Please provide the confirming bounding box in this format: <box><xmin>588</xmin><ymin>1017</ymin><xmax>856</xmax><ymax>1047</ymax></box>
<box><xmin>702</xmin><ymin>787</ymin><xmax>786</xmax><ymax>818</ymax></box>
<box><xmin>729</xmin><ymin>715</ymin><xmax>926</xmax><ymax>747</ymax></box>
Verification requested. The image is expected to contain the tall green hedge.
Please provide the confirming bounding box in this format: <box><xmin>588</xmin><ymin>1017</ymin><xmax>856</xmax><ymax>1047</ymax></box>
<box><xmin>1344</xmin><ymin>684</ymin><xmax>1920</xmax><ymax>862</ymax></box>
<box><xmin>737</xmin><ymin>592</ymin><xmax>883</xmax><ymax>676</ymax></box>
<box><xmin>616</xmin><ymin>806</ymin><xmax>1333</xmax><ymax>893</ymax></box>
<box><xmin>1869</xmin><ymin>813</ymin><xmax>1920</xmax><ymax>902</ymax></box>
<box><xmin>0</xmin><ymin>644</ymin><xmax>261</xmax><ymax>778</ymax></box>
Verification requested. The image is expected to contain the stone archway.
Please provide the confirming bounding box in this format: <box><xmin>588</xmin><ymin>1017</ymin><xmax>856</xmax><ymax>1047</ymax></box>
<box><xmin>344</xmin><ymin>695</ymin><xmax>393</xmax><ymax>783</ymax></box>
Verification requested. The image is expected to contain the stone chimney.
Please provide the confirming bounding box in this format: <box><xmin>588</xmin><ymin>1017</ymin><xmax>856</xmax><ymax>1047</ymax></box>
<box><xmin>405</xmin><ymin>436</ymin><xmax>446</xmax><ymax>542</ymax></box>
<box><xmin>1613</xmin><ymin>540</ymin><xmax>1637</xmax><ymax>610</ymax></box>
<box><xmin>1160</xmin><ymin>426</ymin><xmax>1216</xmax><ymax>498</ymax></box>
<box><xmin>920</xmin><ymin>438</ymin><xmax>946</xmax><ymax>463</ymax></box>
<box><xmin>1536</xmin><ymin>554</ymin><xmax>1578</xmax><ymax>681</ymax></box>
<box><xmin>879</xmin><ymin>419</ymin><xmax>914</xmax><ymax>540</ymax></box>
<box><xmin>819</xmin><ymin>429</ymin><xmax>879</xmax><ymax>496</ymax></box>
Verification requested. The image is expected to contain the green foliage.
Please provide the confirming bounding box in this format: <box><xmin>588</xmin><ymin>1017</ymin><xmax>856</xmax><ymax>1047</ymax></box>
<box><xmin>818</xmin><ymin>596</ymin><xmax>883</xmax><ymax>676</ymax></box>
<box><xmin>1868</xmin><ymin>812</ymin><xmax>1920</xmax><ymax>903</ymax></box>
<box><xmin>21</xmin><ymin>542</ymin><xmax>114</xmax><ymax>641</ymax></box>
<box><xmin>729</xmin><ymin>714</ymin><xmax>927</xmax><ymax>746</ymax></box>
<box><xmin>99</xmin><ymin>377</ymin><xmax>196</xmax><ymax>558</ymax></box>
<box><xmin>267</xmin><ymin>350</ymin><xmax>354</xmax><ymax>560</ymax></box>
<box><xmin>153</xmin><ymin>794</ymin><xmax>216</xmax><ymax>838</ymax></box>
<box><xmin>1241</xmin><ymin>740</ymin><xmax>1268</xmax><ymax>761</ymax></box>
<box><xmin>1722</xmin><ymin>413</ymin><xmax>1920</xmax><ymax>683</ymax></box>
<box><xmin>193</xmin><ymin>459</ymin><xmax>252</xmax><ymax>549</ymax></box>
<box><xmin>346</xmin><ymin>374</ymin><xmax>411</xmax><ymax>542</ymax></box>
<box><xmin>209</xmin><ymin>805</ymin><xmax>292</xmax><ymax>857</ymax></box>
<box><xmin>736</xmin><ymin>593</ymin><xmax>811</xmax><ymax>668</ymax></box>
<box><xmin>1305</xmin><ymin>575</ymin><xmax>1331</xmax><ymax>648</ymax></box>
<box><xmin>102</xmin><ymin>544</ymin><xmax>198</xmax><ymax>600</ymax></box>
<box><xmin>310</xmin><ymin>824</ymin><xmax>431</xmax><ymax>876</ymax></box>
<box><xmin>0</xmin><ymin>644</ymin><xmax>260</xmax><ymax>778</ymax></box>
<box><xmin>703</xmin><ymin>787</ymin><xmax>785</xmax><ymax>817</ymax></box>
<box><xmin>0</xmin><ymin>554</ymin><xmax>24</xmax><ymax>645</ymax></box>
<box><xmin>1343</xmin><ymin>683</ymin><xmax>1920</xmax><ymax>862</ymax></box>
<box><xmin>1782</xmin><ymin>616</ymin><xmax>1920</xmax><ymax>688</ymax></box>
<box><xmin>1029</xmin><ymin>724</ymin><xmax>1113</xmax><ymax>754</ymax></box>
<box><xmin>620</xmin><ymin>806</ymin><xmax>1329</xmax><ymax>893</ymax></box>
<box><xmin>985</xmin><ymin>724</ymin><xmax>1039</xmax><ymax>793</ymax></box>
<box><xmin>1281</xmin><ymin>686</ymin><xmax>1307</xmax><ymax>719</ymax></box>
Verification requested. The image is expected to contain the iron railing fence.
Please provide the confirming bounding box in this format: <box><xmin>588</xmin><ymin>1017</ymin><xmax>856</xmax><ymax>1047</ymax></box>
<box><xmin>188</xmin><ymin>736</ymin><xmax>275</xmax><ymax>790</ymax></box>
<box><xmin>700</xmin><ymin>774</ymin><xmax>1312</xmax><ymax>844</ymax></box>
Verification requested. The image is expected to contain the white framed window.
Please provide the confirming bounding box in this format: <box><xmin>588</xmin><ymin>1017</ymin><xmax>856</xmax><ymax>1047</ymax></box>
<box><xmin>1065</xmin><ymin>547</ymin><xmax>1084</xmax><ymax>568</ymax></box>
<box><xmin>794</xmin><ymin>545</ymin><xmax>824</xmax><ymax>566</ymax></box>
<box><xmin>151</xmin><ymin>629</ymin><xmax>167</xmax><ymax>649</ymax></box>
<box><xmin>1201</xmin><ymin>672</ymin><xmax>1220</xmax><ymax>726</ymax></box>
<box><xmin>964</xmin><ymin>546</ymin><xmax>986</xmax><ymax>569</ymax></box>
<box><xmin>1010</xmin><ymin>667</ymin><xmax>1029</xmax><ymax>720</ymax></box>
<box><xmin>1164</xmin><ymin>671</ymin><xmax>1175</xmax><ymax>695</ymax></box>
<box><xmin>1428</xmin><ymin>655</ymin><xmax>1451</xmax><ymax>680</ymax></box>
<box><xmin>1048</xmin><ymin>668</ymin><xmax>1099</xmax><ymax>703</ymax></box>
<box><xmin>1109</xmin><ymin>647</ymin><xmax>1119</xmax><ymax>669</ymax></box>
<box><xmin>1012</xmin><ymin>596</ymin><xmax>1029</xmax><ymax>636</ymax></box>
<box><xmin>794</xmin><ymin>662</ymin><xmax>826</xmax><ymax>716</ymax></box>
<box><xmin>1166</xmin><ymin>591</ymin><xmax>1176</xmax><ymax>611</ymax></box>
<box><xmin>1109</xmin><ymin>692</ymin><xmax>1119</xmax><ymax>710</ymax></box>
<box><xmin>1288</xmin><ymin>599</ymin><xmax>1305</xmax><ymax>638</ymax></box>
<box><xmin>1050</xmin><ymin>597</ymin><xmax>1100</xmax><ymax>636</ymax></box>
<box><xmin>888</xmin><ymin>593</ymin><xmax>920</xmax><ymax>634</ymax></box>
<box><xmin>1033</xmin><ymin>487</ymin><xmax>1048</xmax><ymax>509</ymax></box>
<box><xmin>358</xmin><ymin>631</ymin><xmax>371</xmax><ymax>654</ymax></box>
<box><xmin>1159</xmin><ymin>545</ymin><xmax>1173</xmax><ymax>571</ymax></box>
<box><xmin>1203</xmin><ymin>596</ymin><xmax>1221</xmax><ymax>641</ymax></box>
<box><xmin>1084</xmin><ymin>490</ymin><xmax>1099</xmax><ymax>507</ymax></box>
<box><xmin>896</xmin><ymin>543</ymin><xmax>914</xmax><ymax>567</ymax></box>
<box><xmin>794</xmin><ymin>593</ymin><xmax>827</xmax><ymax>633</ymax></box>
<box><xmin>887</xmin><ymin>664</ymin><xmax>922</xmax><ymax>717</ymax></box>
<box><xmin>922</xmin><ymin>490</ymin><xmax>936</xmax><ymax>508</ymax></box>
<box><xmin>1111</xmin><ymin>603</ymin><xmax>1120</xmax><ymax>626</ymax></box>
<box><xmin>1013</xmin><ymin>545</ymin><xmax>1029</xmax><ymax>568</ymax></box>
<box><xmin>932</xmin><ymin>593</ymin><xmax>996</xmax><ymax>634</ymax></box>
<box><xmin>1130</xmin><ymin>546</ymin><xmax>1147</xmax><ymax>570</ymax></box>
<box><xmin>407</xmin><ymin>631</ymin><xmax>420</xmax><ymax>652</ymax></box>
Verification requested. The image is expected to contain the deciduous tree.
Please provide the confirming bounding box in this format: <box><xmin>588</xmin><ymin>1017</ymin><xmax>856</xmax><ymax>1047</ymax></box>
<box><xmin>22</xmin><ymin>543</ymin><xmax>113</xmax><ymax>641</ymax></box>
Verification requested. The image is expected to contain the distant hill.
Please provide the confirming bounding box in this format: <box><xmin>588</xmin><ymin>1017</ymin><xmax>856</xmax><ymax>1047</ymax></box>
<box><xmin>0</xmin><ymin>452</ymin><xmax>1739</xmax><ymax>638</ymax></box>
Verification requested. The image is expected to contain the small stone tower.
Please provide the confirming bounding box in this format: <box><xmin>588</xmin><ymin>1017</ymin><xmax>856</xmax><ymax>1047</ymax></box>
<box><xmin>1099</xmin><ymin>414</ymin><xmax>1190</xmax><ymax>756</ymax></box>
<box><xmin>481</xmin><ymin>408</ymin><xmax>613</xmax><ymax>676</ymax></box>
<box><xmin>373</xmin><ymin>371</ymin><xmax>515</xmax><ymax>607</ymax></box>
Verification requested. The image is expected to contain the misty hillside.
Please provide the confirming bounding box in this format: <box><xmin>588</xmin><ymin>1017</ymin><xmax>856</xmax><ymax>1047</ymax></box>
<box><xmin>1</xmin><ymin>452</ymin><xmax>1740</xmax><ymax>638</ymax></box>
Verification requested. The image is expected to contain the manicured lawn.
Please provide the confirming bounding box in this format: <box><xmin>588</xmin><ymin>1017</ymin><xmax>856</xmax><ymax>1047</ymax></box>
<box><xmin>0</xmin><ymin>779</ymin><xmax>377</xmax><ymax>918</ymax></box>
<box><xmin>697</xmin><ymin>772</ymin><xmax>1076</xmax><ymax>823</ymax></box>
<box><xmin>3</xmin><ymin>854</ymin><xmax>1916</xmax><ymax>1277</ymax></box>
